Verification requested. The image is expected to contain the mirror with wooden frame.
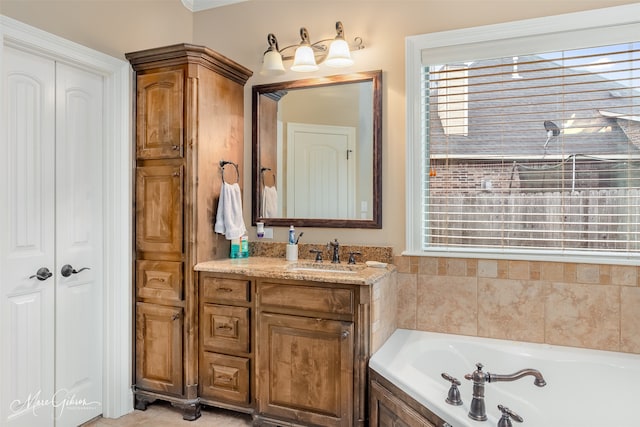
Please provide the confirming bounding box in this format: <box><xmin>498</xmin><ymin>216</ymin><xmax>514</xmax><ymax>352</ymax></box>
<box><xmin>252</xmin><ymin>70</ymin><xmax>382</xmax><ymax>228</ymax></box>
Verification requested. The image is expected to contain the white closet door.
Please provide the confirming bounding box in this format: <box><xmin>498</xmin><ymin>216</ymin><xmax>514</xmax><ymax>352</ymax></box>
<box><xmin>1</xmin><ymin>47</ymin><xmax>104</xmax><ymax>426</ymax></box>
<box><xmin>0</xmin><ymin>46</ymin><xmax>57</xmax><ymax>427</ymax></box>
<box><xmin>54</xmin><ymin>62</ymin><xmax>103</xmax><ymax>426</ymax></box>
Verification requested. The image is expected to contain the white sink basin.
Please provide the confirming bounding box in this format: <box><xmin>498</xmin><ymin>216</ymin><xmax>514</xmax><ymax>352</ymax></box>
<box><xmin>286</xmin><ymin>261</ymin><xmax>365</xmax><ymax>274</ymax></box>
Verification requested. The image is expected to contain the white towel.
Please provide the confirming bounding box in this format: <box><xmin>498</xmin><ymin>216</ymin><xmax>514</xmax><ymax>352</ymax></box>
<box><xmin>214</xmin><ymin>182</ymin><xmax>246</xmax><ymax>240</ymax></box>
<box><xmin>262</xmin><ymin>185</ymin><xmax>278</xmax><ymax>218</ymax></box>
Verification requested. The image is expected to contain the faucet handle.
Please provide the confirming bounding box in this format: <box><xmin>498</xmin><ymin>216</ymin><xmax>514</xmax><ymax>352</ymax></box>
<box><xmin>309</xmin><ymin>248</ymin><xmax>323</xmax><ymax>262</ymax></box>
<box><xmin>441</xmin><ymin>373</ymin><xmax>463</xmax><ymax>406</ymax></box>
<box><xmin>347</xmin><ymin>251</ymin><xmax>361</xmax><ymax>264</ymax></box>
<box><xmin>441</xmin><ymin>372</ymin><xmax>461</xmax><ymax>386</ymax></box>
<box><xmin>497</xmin><ymin>405</ymin><xmax>523</xmax><ymax>427</ymax></box>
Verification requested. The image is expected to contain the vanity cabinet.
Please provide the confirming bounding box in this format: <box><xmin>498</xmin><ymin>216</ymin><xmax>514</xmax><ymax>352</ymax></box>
<box><xmin>193</xmin><ymin>258</ymin><xmax>396</xmax><ymax>426</ymax></box>
<box><xmin>126</xmin><ymin>44</ymin><xmax>252</xmax><ymax>420</ymax></box>
<box><xmin>255</xmin><ymin>279</ymin><xmax>369</xmax><ymax>427</ymax></box>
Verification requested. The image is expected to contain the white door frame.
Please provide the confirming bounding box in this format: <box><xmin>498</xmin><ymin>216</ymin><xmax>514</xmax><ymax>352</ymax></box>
<box><xmin>0</xmin><ymin>15</ymin><xmax>133</xmax><ymax>419</ymax></box>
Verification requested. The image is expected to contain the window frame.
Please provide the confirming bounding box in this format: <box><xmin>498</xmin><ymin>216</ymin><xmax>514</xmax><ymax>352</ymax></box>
<box><xmin>405</xmin><ymin>3</ymin><xmax>640</xmax><ymax>265</ymax></box>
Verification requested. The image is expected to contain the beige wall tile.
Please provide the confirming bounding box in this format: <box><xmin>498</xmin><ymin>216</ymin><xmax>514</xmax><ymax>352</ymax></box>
<box><xmin>530</xmin><ymin>261</ymin><xmax>541</xmax><ymax>280</ymax></box>
<box><xmin>397</xmin><ymin>256</ymin><xmax>640</xmax><ymax>355</ymax></box>
<box><xmin>446</xmin><ymin>258</ymin><xmax>468</xmax><ymax>276</ymax></box>
<box><xmin>599</xmin><ymin>264</ymin><xmax>611</xmax><ymax>286</ymax></box>
<box><xmin>478</xmin><ymin>278</ymin><xmax>546</xmax><ymax>342</ymax></box>
<box><xmin>497</xmin><ymin>260</ymin><xmax>509</xmax><ymax>279</ymax></box>
<box><xmin>545</xmin><ymin>283</ymin><xmax>620</xmax><ymax>351</ymax></box>
<box><xmin>466</xmin><ymin>259</ymin><xmax>478</xmax><ymax>277</ymax></box>
<box><xmin>508</xmin><ymin>260</ymin><xmax>529</xmax><ymax>280</ymax></box>
<box><xmin>397</xmin><ymin>272</ymin><xmax>417</xmax><ymax>329</ymax></box>
<box><xmin>478</xmin><ymin>259</ymin><xmax>498</xmax><ymax>278</ymax></box>
<box><xmin>611</xmin><ymin>265</ymin><xmax>637</xmax><ymax>287</ymax></box>
<box><xmin>576</xmin><ymin>263</ymin><xmax>600</xmax><ymax>284</ymax></box>
<box><xmin>563</xmin><ymin>263</ymin><xmax>577</xmax><ymax>283</ymax></box>
<box><xmin>541</xmin><ymin>262</ymin><xmax>564</xmax><ymax>282</ymax></box>
<box><xmin>621</xmin><ymin>286</ymin><xmax>640</xmax><ymax>353</ymax></box>
<box><xmin>416</xmin><ymin>274</ymin><xmax>477</xmax><ymax>335</ymax></box>
<box><xmin>371</xmin><ymin>272</ymin><xmax>398</xmax><ymax>353</ymax></box>
<box><xmin>393</xmin><ymin>255</ymin><xmax>412</xmax><ymax>274</ymax></box>
<box><xmin>418</xmin><ymin>257</ymin><xmax>438</xmax><ymax>276</ymax></box>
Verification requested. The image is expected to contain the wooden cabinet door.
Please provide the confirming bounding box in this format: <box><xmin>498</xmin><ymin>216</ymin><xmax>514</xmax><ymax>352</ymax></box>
<box><xmin>370</xmin><ymin>381</ymin><xmax>436</xmax><ymax>427</ymax></box>
<box><xmin>257</xmin><ymin>312</ymin><xmax>354</xmax><ymax>427</ymax></box>
<box><xmin>136</xmin><ymin>69</ymin><xmax>183</xmax><ymax>159</ymax></box>
<box><xmin>136</xmin><ymin>302</ymin><xmax>183</xmax><ymax>395</ymax></box>
<box><xmin>136</xmin><ymin>165</ymin><xmax>183</xmax><ymax>255</ymax></box>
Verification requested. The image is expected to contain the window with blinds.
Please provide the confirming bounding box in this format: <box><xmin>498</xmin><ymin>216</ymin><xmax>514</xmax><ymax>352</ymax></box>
<box><xmin>423</xmin><ymin>42</ymin><xmax>640</xmax><ymax>252</ymax></box>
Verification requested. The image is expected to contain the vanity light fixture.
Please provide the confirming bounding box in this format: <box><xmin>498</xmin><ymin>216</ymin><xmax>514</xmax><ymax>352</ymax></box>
<box><xmin>260</xmin><ymin>21</ymin><xmax>363</xmax><ymax>76</ymax></box>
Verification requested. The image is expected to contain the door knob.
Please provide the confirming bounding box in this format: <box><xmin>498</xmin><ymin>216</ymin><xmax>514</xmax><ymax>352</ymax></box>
<box><xmin>61</xmin><ymin>264</ymin><xmax>91</xmax><ymax>277</ymax></box>
<box><xmin>29</xmin><ymin>267</ymin><xmax>53</xmax><ymax>281</ymax></box>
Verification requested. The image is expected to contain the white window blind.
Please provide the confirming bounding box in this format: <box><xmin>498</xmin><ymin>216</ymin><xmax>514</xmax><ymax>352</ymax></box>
<box><xmin>422</xmin><ymin>41</ymin><xmax>640</xmax><ymax>252</ymax></box>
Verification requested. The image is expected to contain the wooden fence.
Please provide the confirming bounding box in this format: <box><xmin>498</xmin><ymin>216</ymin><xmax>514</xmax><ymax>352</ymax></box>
<box><xmin>429</xmin><ymin>188</ymin><xmax>640</xmax><ymax>251</ymax></box>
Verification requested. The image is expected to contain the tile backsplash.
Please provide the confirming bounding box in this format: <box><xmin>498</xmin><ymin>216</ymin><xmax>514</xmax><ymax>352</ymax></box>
<box><xmin>394</xmin><ymin>256</ymin><xmax>640</xmax><ymax>355</ymax></box>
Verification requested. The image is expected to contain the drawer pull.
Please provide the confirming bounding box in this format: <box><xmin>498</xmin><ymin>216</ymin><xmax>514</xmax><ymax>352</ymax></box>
<box><xmin>151</xmin><ymin>277</ymin><xmax>166</xmax><ymax>282</ymax></box>
<box><xmin>172</xmin><ymin>312</ymin><xmax>181</xmax><ymax>321</ymax></box>
<box><xmin>215</xmin><ymin>375</ymin><xmax>232</xmax><ymax>384</ymax></box>
<box><xmin>217</xmin><ymin>287</ymin><xmax>233</xmax><ymax>293</ymax></box>
<box><xmin>217</xmin><ymin>324</ymin><xmax>233</xmax><ymax>331</ymax></box>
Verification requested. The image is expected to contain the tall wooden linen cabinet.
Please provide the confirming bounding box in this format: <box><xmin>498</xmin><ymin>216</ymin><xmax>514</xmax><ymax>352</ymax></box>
<box><xmin>126</xmin><ymin>44</ymin><xmax>252</xmax><ymax>420</ymax></box>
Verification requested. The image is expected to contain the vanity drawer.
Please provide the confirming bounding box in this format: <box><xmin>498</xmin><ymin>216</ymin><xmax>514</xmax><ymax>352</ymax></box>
<box><xmin>136</xmin><ymin>260</ymin><xmax>182</xmax><ymax>302</ymax></box>
<box><xmin>200</xmin><ymin>352</ymin><xmax>250</xmax><ymax>405</ymax></box>
<box><xmin>201</xmin><ymin>275</ymin><xmax>251</xmax><ymax>304</ymax></box>
<box><xmin>258</xmin><ymin>282</ymin><xmax>354</xmax><ymax>316</ymax></box>
<box><xmin>202</xmin><ymin>304</ymin><xmax>250</xmax><ymax>353</ymax></box>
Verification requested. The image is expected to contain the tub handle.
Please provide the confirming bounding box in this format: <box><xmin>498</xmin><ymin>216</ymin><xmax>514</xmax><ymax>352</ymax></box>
<box><xmin>441</xmin><ymin>373</ymin><xmax>463</xmax><ymax>406</ymax></box>
<box><xmin>441</xmin><ymin>372</ymin><xmax>461</xmax><ymax>386</ymax></box>
<box><xmin>497</xmin><ymin>404</ymin><xmax>523</xmax><ymax>426</ymax></box>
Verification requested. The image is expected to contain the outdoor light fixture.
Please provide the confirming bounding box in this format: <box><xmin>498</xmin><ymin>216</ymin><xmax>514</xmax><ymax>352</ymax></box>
<box><xmin>260</xmin><ymin>21</ymin><xmax>364</xmax><ymax>76</ymax></box>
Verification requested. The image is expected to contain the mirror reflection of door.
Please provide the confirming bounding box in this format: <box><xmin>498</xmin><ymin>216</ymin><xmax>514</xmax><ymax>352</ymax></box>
<box><xmin>286</xmin><ymin>123</ymin><xmax>356</xmax><ymax>218</ymax></box>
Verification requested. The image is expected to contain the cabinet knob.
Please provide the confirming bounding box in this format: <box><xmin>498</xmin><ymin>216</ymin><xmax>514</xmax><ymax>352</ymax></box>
<box><xmin>172</xmin><ymin>145</ymin><xmax>179</xmax><ymax>151</ymax></box>
<box><xmin>341</xmin><ymin>330</ymin><xmax>350</xmax><ymax>339</ymax></box>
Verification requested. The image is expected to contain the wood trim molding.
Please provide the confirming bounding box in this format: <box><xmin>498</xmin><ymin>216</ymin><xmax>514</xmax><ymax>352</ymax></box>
<box><xmin>126</xmin><ymin>43</ymin><xmax>253</xmax><ymax>85</ymax></box>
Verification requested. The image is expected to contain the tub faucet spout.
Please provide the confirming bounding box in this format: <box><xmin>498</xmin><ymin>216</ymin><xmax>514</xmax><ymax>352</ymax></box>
<box><xmin>488</xmin><ymin>368</ymin><xmax>547</xmax><ymax>387</ymax></box>
<box><xmin>465</xmin><ymin>363</ymin><xmax>547</xmax><ymax>422</ymax></box>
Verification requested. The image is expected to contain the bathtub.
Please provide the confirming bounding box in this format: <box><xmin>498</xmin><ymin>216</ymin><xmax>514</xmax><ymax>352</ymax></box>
<box><xmin>369</xmin><ymin>329</ymin><xmax>640</xmax><ymax>426</ymax></box>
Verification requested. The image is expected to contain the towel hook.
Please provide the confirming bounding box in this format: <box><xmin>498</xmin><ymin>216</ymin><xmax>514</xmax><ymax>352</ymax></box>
<box><xmin>220</xmin><ymin>160</ymin><xmax>239</xmax><ymax>184</ymax></box>
<box><xmin>260</xmin><ymin>167</ymin><xmax>276</xmax><ymax>187</ymax></box>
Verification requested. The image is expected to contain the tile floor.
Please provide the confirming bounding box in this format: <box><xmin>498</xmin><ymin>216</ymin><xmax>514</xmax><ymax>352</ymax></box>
<box><xmin>83</xmin><ymin>401</ymin><xmax>252</xmax><ymax>427</ymax></box>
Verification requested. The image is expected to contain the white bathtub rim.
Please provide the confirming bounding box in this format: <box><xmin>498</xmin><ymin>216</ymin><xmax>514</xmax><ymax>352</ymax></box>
<box><xmin>369</xmin><ymin>329</ymin><xmax>640</xmax><ymax>427</ymax></box>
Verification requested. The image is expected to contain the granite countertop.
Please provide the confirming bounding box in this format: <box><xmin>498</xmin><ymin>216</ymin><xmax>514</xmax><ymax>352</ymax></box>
<box><xmin>194</xmin><ymin>256</ymin><xmax>394</xmax><ymax>286</ymax></box>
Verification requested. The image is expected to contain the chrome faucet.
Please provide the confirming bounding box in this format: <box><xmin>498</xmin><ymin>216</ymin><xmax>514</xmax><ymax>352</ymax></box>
<box><xmin>464</xmin><ymin>363</ymin><xmax>546</xmax><ymax>421</ymax></box>
<box><xmin>328</xmin><ymin>238</ymin><xmax>340</xmax><ymax>263</ymax></box>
